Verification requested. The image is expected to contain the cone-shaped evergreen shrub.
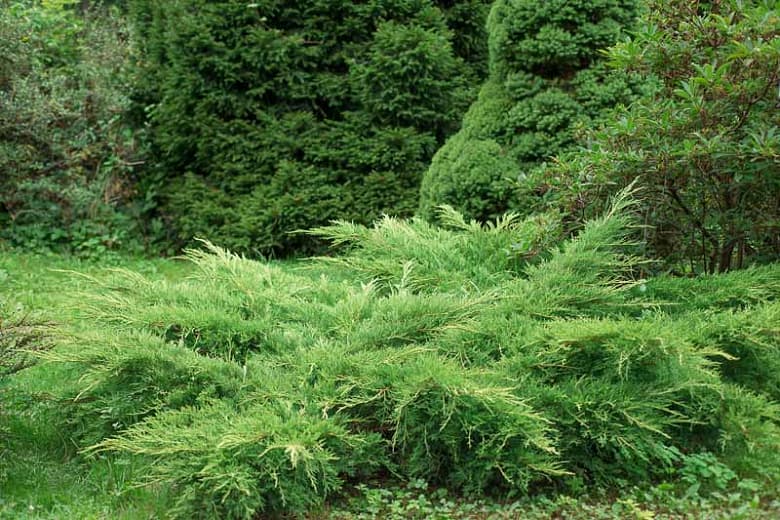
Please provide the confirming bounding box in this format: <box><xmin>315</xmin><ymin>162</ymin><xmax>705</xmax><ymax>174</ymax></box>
<box><xmin>418</xmin><ymin>0</ymin><xmax>644</xmax><ymax>222</ymax></box>
<box><xmin>39</xmin><ymin>190</ymin><xmax>780</xmax><ymax>518</ymax></box>
<box><xmin>128</xmin><ymin>0</ymin><xmax>491</xmax><ymax>256</ymax></box>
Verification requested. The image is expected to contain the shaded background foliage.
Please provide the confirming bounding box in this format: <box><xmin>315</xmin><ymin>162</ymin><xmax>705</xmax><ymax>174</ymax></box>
<box><xmin>1</xmin><ymin>0</ymin><xmax>778</xmax><ymax>273</ymax></box>
<box><xmin>129</xmin><ymin>0</ymin><xmax>491</xmax><ymax>256</ymax></box>
<box><xmin>0</xmin><ymin>0</ymin><xmax>145</xmax><ymax>256</ymax></box>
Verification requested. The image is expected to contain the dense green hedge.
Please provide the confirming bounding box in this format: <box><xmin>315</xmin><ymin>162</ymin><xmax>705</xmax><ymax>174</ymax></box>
<box><xmin>130</xmin><ymin>0</ymin><xmax>490</xmax><ymax>256</ymax></box>
<box><xmin>418</xmin><ymin>0</ymin><xmax>642</xmax><ymax>222</ymax></box>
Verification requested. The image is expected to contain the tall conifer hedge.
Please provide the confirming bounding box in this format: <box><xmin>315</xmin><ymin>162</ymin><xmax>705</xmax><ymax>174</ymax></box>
<box><xmin>129</xmin><ymin>0</ymin><xmax>490</xmax><ymax>256</ymax></box>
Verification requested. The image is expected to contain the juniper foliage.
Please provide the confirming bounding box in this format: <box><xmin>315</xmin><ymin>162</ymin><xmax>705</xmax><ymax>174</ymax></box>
<box><xmin>40</xmin><ymin>191</ymin><xmax>780</xmax><ymax>518</ymax></box>
<box><xmin>0</xmin><ymin>297</ymin><xmax>51</xmax><ymax>481</ymax></box>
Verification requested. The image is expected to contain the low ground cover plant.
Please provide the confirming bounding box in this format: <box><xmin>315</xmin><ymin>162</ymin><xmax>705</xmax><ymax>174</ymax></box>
<box><xmin>21</xmin><ymin>190</ymin><xmax>779</xmax><ymax>518</ymax></box>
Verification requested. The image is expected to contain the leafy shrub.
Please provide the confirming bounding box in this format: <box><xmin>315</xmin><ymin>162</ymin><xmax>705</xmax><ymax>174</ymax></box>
<box><xmin>678</xmin><ymin>452</ymin><xmax>738</xmax><ymax>497</ymax></box>
<box><xmin>0</xmin><ymin>1</ymin><xmax>145</xmax><ymax>255</ymax></box>
<box><xmin>37</xmin><ymin>190</ymin><xmax>780</xmax><ymax>517</ymax></box>
<box><xmin>129</xmin><ymin>0</ymin><xmax>490</xmax><ymax>256</ymax></box>
<box><xmin>418</xmin><ymin>0</ymin><xmax>643</xmax><ymax>222</ymax></box>
<box><xmin>537</xmin><ymin>0</ymin><xmax>780</xmax><ymax>273</ymax></box>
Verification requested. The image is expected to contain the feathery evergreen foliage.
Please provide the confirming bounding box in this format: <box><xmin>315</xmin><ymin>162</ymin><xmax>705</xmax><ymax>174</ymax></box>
<box><xmin>418</xmin><ymin>0</ymin><xmax>644</xmax><ymax>222</ymax></box>
<box><xmin>128</xmin><ymin>0</ymin><xmax>490</xmax><ymax>256</ymax></box>
<box><xmin>0</xmin><ymin>297</ymin><xmax>51</xmax><ymax>482</ymax></box>
<box><xmin>35</xmin><ymin>190</ymin><xmax>780</xmax><ymax>518</ymax></box>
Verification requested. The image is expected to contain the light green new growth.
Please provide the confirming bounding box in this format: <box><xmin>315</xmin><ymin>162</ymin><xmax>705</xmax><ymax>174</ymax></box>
<box><xmin>34</xmin><ymin>189</ymin><xmax>780</xmax><ymax>518</ymax></box>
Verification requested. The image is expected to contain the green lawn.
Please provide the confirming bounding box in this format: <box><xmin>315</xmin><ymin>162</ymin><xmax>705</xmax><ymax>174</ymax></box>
<box><xmin>0</xmin><ymin>251</ymin><xmax>189</xmax><ymax>518</ymax></box>
<box><xmin>1</xmin><ymin>249</ymin><xmax>779</xmax><ymax>519</ymax></box>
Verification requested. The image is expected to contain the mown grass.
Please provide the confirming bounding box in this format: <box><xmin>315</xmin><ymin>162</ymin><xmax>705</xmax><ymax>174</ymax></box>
<box><xmin>2</xmin><ymin>196</ymin><xmax>780</xmax><ymax>519</ymax></box>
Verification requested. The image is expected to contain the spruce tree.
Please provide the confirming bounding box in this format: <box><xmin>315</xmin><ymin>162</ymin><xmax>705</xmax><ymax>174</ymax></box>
<box><xmin>418</xmin><ymin>0</ymin><xmax>641</xmax><ymax>222</ymax></box>
<box><xmin>129</xmin><ymin>0</ymin><xmax>490</xmax><ymax>256</ymax></box>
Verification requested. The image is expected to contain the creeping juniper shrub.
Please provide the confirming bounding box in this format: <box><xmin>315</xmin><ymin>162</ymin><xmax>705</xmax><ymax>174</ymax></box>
<box><xmin>0</xmin><ymin>298</ymin><xmax>51</xmax><ymax>482</ymax></box>
<box><xmin>39</xmin><ymin>189</ymin><xmax>780</xmax><ymax>518</ymax></box>
<box><xmin>40</xmin><ymin>330</ymin><xmax>247</xmax><ymax>447</ymax></box>
<box><xmin>0</xmin><ymin>300</ymin><xmax>51</xmax><ymax>379</ymax></box>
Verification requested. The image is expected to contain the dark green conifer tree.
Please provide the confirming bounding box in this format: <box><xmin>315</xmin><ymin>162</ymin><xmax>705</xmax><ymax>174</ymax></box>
<box><xmin>129</xmin><ymin>0</ymin><xmax>491</xmax><ymax>255</ymax></box>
